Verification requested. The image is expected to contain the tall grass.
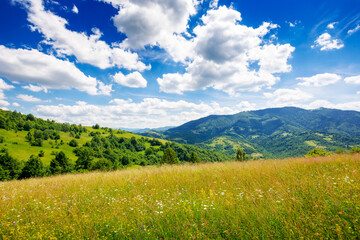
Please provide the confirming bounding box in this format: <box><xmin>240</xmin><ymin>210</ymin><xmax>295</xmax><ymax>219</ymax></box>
<box><xmin>1</xmin><ymin>154</ymin><xmax>359</xmax><ymax>239</ymax></box>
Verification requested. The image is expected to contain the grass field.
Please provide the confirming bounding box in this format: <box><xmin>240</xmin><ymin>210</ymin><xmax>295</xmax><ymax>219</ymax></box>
<box><xmin>1</xmin><ymin>154</ymin><xmax>359</xmax><ymax>239</ymax></box>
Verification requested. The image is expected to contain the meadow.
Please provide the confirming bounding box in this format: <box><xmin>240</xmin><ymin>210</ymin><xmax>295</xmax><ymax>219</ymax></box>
<box><xmin>1</xmin><ymin>154</ymin><xmax>359</xmax><ymax>239</ymax></box>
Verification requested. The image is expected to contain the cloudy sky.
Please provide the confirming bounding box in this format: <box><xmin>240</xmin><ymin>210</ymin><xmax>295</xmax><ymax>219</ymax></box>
<box><xmin>0</xmin><ymin>0</ymin><xmax>360</xmax><ymax>128</ymax></box>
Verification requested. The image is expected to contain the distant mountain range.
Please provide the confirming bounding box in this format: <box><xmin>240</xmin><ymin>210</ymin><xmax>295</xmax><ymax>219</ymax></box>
<box><xmin>140</xmin><ymin>107</ymin><xmax>360</xmax><ymax>158</ymax></box>
<box><xmin>121</xmin><ymin>126</ymin><xmax>175</xmax><ymax>133</ymax></box>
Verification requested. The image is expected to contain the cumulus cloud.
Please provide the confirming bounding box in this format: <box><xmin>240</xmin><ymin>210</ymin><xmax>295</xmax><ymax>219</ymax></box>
<box><xmin>236</xmin><ymin>101</ymin><xmax>256</xmax><ymax>111</ymax></box>
<box><xmin>0</xmin><ymin>78</ymin><xmax>15</xmax><ymax>107</ymax></box>
<box><xmin>34</xmin><ymin>98</ymin><xmax>245</xmax><ymax>128</ymax></box>
<box><xmin>306</xmin><ymin>100</ymin><xmax>360</xmax><ymax>111</ymax></box>
<box><xmin>348</xmin><ymin>25</ymin><xmax>360</xmax><ymax>35</ymax></box>
<box><xmin>157</xmin><ymin>6</ymin><xmax>294</xmax><ymax>95</ymax></box>
<box><xmin>113</xmin><ymin>71</ymin><xmax>147</xmax><ymax>88</ymax></box>
<box><xmin>0</xmin><ymin>78</ymin><xmax>15</xmax><ymax>91</ymax></box>
<box><xmin>108</xmin><ymin>0</ymin><xmax>197</xmax><ymax>48</ymax></box>
<box><xmin>15</xmin><ymin>0</ymin><xmax>148</xmax><ymax>71</ymax></box>
<box><xmin>22</xmin><ymin>84</ymin><xmax>48</xmax><ymax>93</ymax></box>
<box><xmin>312</xmin><ymin>33</ymin><xmax>344</xmax><ymax>51</ymax></box>
<box><xmin>17</xmin><ymin>94</ymin><xmax>43</xmax><ymax>102</ymax></box>
<box><xmin>264</xmin><ymin>88</ymin><xmax>313</xmax><ymax>107</ymax></box>
<box><xmin>12</xmin><ymin>102</ymin><xmax>20</xmax><ymax>107</ymax></box>
<box><xmin>344</xmin><ymin>75</ymin><xmax>360</xmax><ymax>84</ymax></box>
<box><xmin>0</xmin><ymin>45</ymin><xmax>111</xmax><ymax>95</ymax></box>
<box><xmin>297</xmin><ymin>73</ymin><xmax>342</xmax><ymax>87</ymax></box>
<box><xmin>326</xmin><ymin>22</ymin><xmax>338</xmax><ymax>29</ymax></box>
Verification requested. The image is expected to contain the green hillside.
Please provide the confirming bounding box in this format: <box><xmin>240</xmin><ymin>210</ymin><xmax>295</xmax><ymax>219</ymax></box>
<box><xmin>0</xmin><ymin>109</ymin><xmax>228</xmax><ymax>181</ymax></box>
<box><xmin>141</xmin><ymin>107</ymin><xmax>360</xmax><ymax>158</ymax></box>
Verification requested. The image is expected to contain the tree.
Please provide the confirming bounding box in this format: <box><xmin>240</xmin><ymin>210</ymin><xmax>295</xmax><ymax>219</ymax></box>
<box><xmin>50</xmin><ymin>151</ymin><xmax>72</xmax><ymax>175</ymax></box>
<box><xmin>75</xmin><ymin>148</ymin><xmax>93</xmax><ymax>170</ymax></box>
<box><xmin>20</xmin><ymin>155</ymin><xmax>43</xmax><ymax>179</ymax></box>
<box><xmin>235</xmin><ymin>148</ymin><xmax>248</xmax><ymax>161</ymax></box>
<box><xmin>92</xmin><ymin>124</ymin><xmax>100</xmax><ymax>129</ymax></box>
<box><xmin>69</xmin><ymin>139</ymin><xmax>78</xmax><ymax>147</ymax></box>
<box><xmin>0</xmin><ymin>148</ymin><xmax>21</xmax><ymax>180</ymax></box>
<box><xmin>189</xmin><ymin>151</ymin><xmax>200</xmax><ymax>163</ymax></box>
<box><xmin>161</xmin><ymin>147</ymin><xmax>179</xmax><ymax>164</ymax></box>
<box><xmin>38</xmin><ymin>150</ymin><xmax>45</xmax><ymax>157</ymax></box>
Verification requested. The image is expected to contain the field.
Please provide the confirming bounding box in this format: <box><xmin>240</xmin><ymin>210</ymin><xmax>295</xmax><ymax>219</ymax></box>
<box><xmin>1</xmin><ymin>154</ymin><xmax>360</xmax><ymax>239</ymax></box>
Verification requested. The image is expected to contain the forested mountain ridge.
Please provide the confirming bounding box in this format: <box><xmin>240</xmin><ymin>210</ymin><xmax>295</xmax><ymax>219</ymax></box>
<box><xmin>141</xmin><ymin>107</ymin><xmax>360</xmax><ymax>158</ymax></box>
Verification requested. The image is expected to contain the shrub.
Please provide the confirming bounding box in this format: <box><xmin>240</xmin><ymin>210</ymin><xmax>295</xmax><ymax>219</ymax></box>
<box><xmin>91</xmin><ymin>159</ymin><xmax>113</xmax><ymax>171</ymax></box>
<box><xmin>69</xmin><ymin>139</ymin><xmax>79</xmax><ymax>147</ymax></box>
<box><xmin>350</xmin><ymin>146</ymin><xmax>360</xmax><ymax>154</ymax></box>
<box><xmin>38</xmin><ymin>150</ymin><xmax>45</xmax><ymax>157</ymax></box>
<box><xmin>306</xmin><ymin>148</ymin><xmax>331</xmax><ymax>157</ymax></box>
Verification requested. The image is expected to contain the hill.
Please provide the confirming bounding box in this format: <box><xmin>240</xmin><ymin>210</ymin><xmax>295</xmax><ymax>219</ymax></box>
<box><xmin>0</xmin><ymin>109</ymin><xmax>228</xmax><ymax>181</ymax></box>
<box><xmin>1</xmin><ymin>153</ymin><xmax>359</xmax><ymax>239</ymax></box>
<box><xmin>141</xmin><ymin>107</ymin><xmax>360</xmax><ymax>158</ymax></box>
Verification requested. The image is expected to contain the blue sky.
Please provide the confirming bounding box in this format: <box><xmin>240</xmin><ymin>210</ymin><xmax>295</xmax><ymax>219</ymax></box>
<box><xmin>0</xmin><ymin>0</ymin><xmax>359</xmax><ymax>128</ymax></box>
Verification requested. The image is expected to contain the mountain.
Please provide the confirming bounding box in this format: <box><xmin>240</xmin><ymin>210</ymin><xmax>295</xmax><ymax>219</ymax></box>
<box><xmin>121</xmin><ymin>126</ymin><xmax>175</xmax><ymax>133</ymax></box>
<box><xmin>141</xmin><ymin>107</ymin><xmax>360</xmax><ymax>158</ymax></box>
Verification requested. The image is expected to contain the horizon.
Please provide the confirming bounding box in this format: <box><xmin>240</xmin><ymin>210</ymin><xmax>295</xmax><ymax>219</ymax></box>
<box><xmin>0</xmin><ymin>0</ymin><xmax>359</xmax><ymax>128</ymax></box>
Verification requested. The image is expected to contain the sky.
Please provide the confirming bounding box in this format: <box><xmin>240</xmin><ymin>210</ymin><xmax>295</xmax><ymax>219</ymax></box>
<box><xmin>0</xmin><ymin>0</ymin><xmax>360</xmax><ymax>129</ymax></box>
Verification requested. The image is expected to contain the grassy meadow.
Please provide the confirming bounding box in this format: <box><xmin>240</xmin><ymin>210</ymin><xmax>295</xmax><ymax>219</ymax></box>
<box><xmin>1</xmin><ymin>154</ymin><xmax>360</xmax><ymax>239</ymax></box>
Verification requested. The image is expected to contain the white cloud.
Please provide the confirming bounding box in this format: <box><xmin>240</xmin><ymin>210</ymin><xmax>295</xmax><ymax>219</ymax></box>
<box><xmin>108</xmin><ymin>0</ymin><xmax>197</xmax><ymax>49</ymax></box>
<box><xmin>12</xmin><ymin>102</ymin><xmax>20</xmax><ymax>107</ymax></box>
<box><xmin>0</xmin><ymin>45</ymin><xmax>110</xmax><ymax>95</ymax></box>
<box><xmin>72</xmin><ymin>5</ymin><xmax>78</xmax><ymax>14</ymax></box>
<box><xmin>326</xmin><ymin>22</ymin><xmax>338</xmax><ymax>29</ymax></box>
<box><xmin>344</xmin><ymin>75</ymin><xmax>360</xmax><ymax>84</ymax></box>
<box><xmin>357</xmin><ymin>91</ymin><xmax>360</xmax><ymax>95</ymax></box>
<box><xmin>0</xmin><ymin>78</ymin><xmax>15</xmax><ymax>91</ymax></box>
<box><xmin>157</xmin><ymin>6</ymin><xmax>294</xmax><ymax>95</ymax></box>
<box><xmin>97</xmin><ymin>82</ymin><xmax>113</xmax><ymax>96</ymax></box>
<box><xmin>22</xmin><ymin>84</ymin><xmax>48</xmax><ymax>93</ymax></box>
<box><xmin>34</xmin><ymin>98</ymin><xmax>244</xmax><ymax>128</ymax></box>
<box><xmin>287</xmin><ymin>20</ymin><xmax>300</xmax><ymax>28</ymax></box>
<box><xmin>15</xmin><ymin>0</ymin><xmax>148</xmax><ymax>71</ymax></box>
<box><xmin>209</xmin><ymin>0</ymin><xmax>219</xmax><ymax>8</ymax></box>
<box><xmin>348</xmin><ymin>25</ymin><xmax>360</xmax><ymax>35</ymax></box>
<box><xmin>297</xmin><ymin>73</ymin><xmax>342</xmax><ymax>87</ymax></box>
<box><xmin>264</xmin><ymin>88</ymin><xmax>313</xmax><ymax>107</ymax></box>
<box><xmin>0</xmin><ymin>78</ymin><xmax>14</xmax><ymax>107</ymax></box>
<box><xmin>236</xmin><ymin>101</ymin><xmax>256</xmax><ymax>111</ymax></box>
<box><xmin>306</xmin><ymin>100</ymin><xmax>360</xmax><ymax>111</ymax></box>
<box><xmin>312</xmin><ymin>33</ymin><xmax>344</xmax><ymax>51</ymax></box>
<box><xmin>17</xmin><ymin>94</ymin><xmax>43</xmax><ymax>102</ymax></box>
<box><xmin>113</xmin><ymin>71</ymin><xmax>147</xmax><ymax>88</ymax></box>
